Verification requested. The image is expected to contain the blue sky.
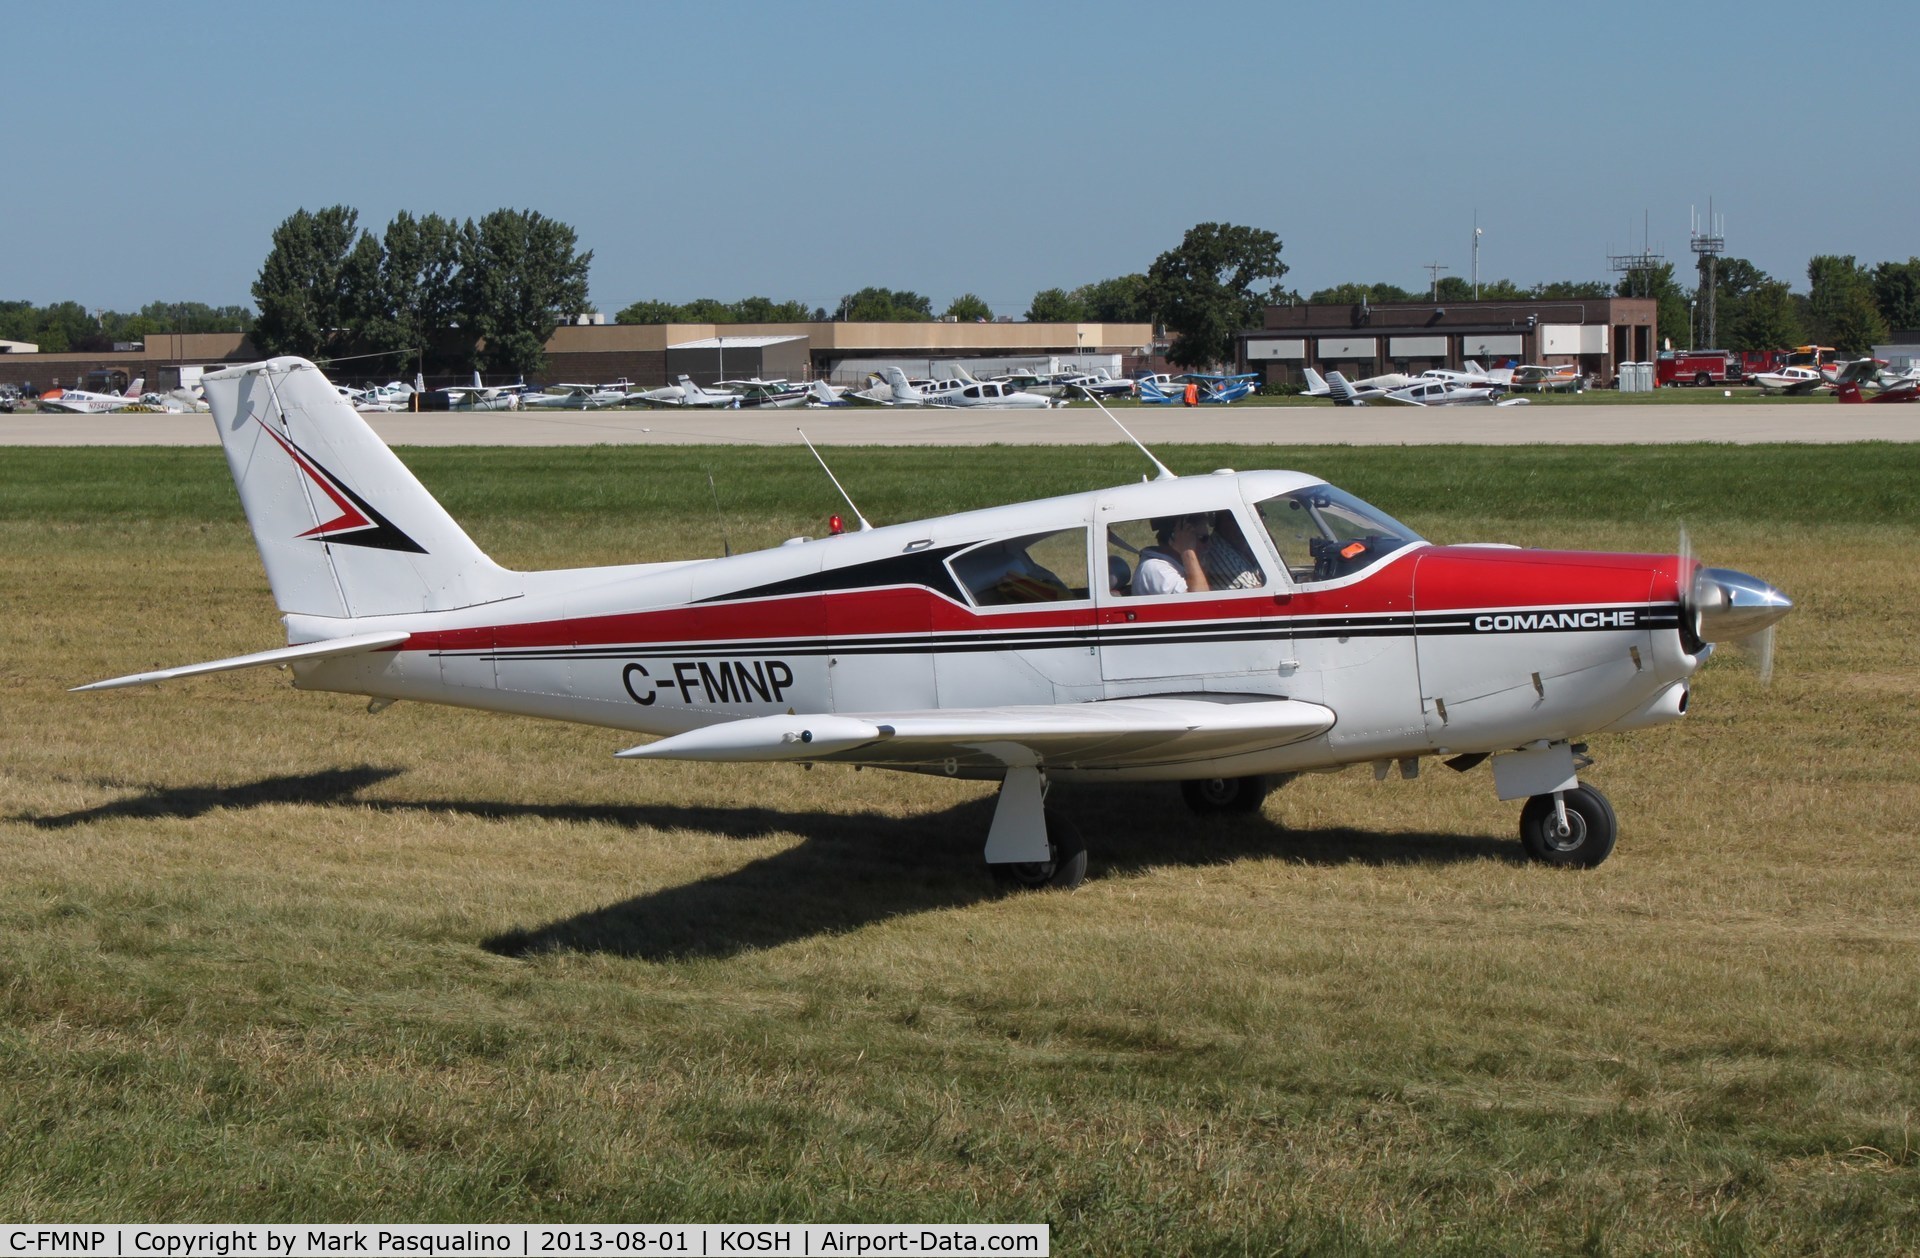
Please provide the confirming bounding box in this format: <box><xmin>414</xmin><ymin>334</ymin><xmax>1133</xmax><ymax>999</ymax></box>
<box><xmin>9</xmin><ymin>0</ymin><xmax>1911</xmax><ymax>316</ymax></box>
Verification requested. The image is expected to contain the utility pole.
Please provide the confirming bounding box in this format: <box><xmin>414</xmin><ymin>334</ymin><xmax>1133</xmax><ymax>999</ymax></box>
<box><xmin>1473</xmin><ymin>214</ymin><xmax>1482</xmax><ymax>300</ymax></box>
<box><xmin>1424</xmin><ymin>262</ymin><xmax>1450</xmax><ymax>300</ymax></box>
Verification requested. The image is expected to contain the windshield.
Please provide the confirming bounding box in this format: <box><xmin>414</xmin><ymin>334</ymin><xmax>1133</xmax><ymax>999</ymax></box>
<box><xmin>1253</xmin><ymin>484</ymin><xmax>1425</xmax><ymax>584</ymax></box>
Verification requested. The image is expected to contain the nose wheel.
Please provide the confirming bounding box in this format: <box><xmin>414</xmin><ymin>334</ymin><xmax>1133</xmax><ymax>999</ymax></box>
<box><xmin>1519</xmin><ymin>783</ymin><xmax>1617</xmax><ymax>867</ymax></box>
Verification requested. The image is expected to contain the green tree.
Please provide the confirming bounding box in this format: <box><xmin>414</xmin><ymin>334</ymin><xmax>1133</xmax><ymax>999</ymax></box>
<box><xmin>731</xmin><ymin>296</ymin><xmax>816</xmax><ymax>323</ymax></box>
<box><xmin>837</xmin><ymin>287</ymin><xmax>933</xmax><ymax>321</ymax></box>
<box><xmin>457</xmin><ymin>209</ymin><xmax>593</xmax><ymax>376</ymax></box>
<box><xmin>944</xmin><ymin>293</ymin><xmax>992</xmax><ymax>322</ymax></box>
<box><xmin>1306</xmin><ymin>281</ymin><xmax>1414</xmax><ymax>305</ymax></box>
<box><xmin>1732</xmin><ymin>280</ymin><xmax>1805</xmax><ymax>352</ymax></box>
<box><xmin>1531</xmin><ymin>280</ymin><xmax>1613</xmax><ymax>299</ymax></box>
<box><xmin>251</xmin><ymin>205</ymin><xmax>363</xmax><ymax>358</ymax></box>
<box><xmin>675</xmin><ymin>298</ymin><xmax>736</xmax><ymax>323</ymax></box>
<box><xmin>1146</xmin><ymin>222</ymin><xmax>1288</xmax><ymax>369</ymax></box>
<box><xmin>114</xmin><ymin>301</ymin><xmax>255</xmax><ymax>333</ymax></box>
<box><xmin>1024</xmin><ymin>288</ymin><xmax>1087</xmax><ymax>322</ymax></box>
<box><xmin>1871</xmin><ymin>258</ymin><xmax>1920</xmax><ymax>332</ymax></box>
<box><xmin>1692</xmin><ymin>257</ymin><xmax>1770</xmax><ymax>349</ymax></box>
<box><xmin>367</xmin><ymin>211</ymin><xmax>463</xmax><ymax>370</ymax></box>
<box><xmin>615</xmin><ymin>300</ymin><xmax>682</xmax><ymax>324</ymax></box>
<box><xmin>1076</xmin><ymin>274</ymin><xmax>1152</xmax><ymax>322</ymax></box>
<box><xmin>1806</xmin><ymin>254</ymin><xmax>1888</xmax><ymax>355</ymax></box>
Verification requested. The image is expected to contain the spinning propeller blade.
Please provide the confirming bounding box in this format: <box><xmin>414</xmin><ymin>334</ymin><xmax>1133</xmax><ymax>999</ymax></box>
<box><xmin>1676</xmin><ymin>525</ymin><xmax>1791</xmax><ymax>686</ymax></box>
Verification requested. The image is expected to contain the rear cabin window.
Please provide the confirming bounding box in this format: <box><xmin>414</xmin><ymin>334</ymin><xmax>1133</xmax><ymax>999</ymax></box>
<box><xmin>949</xmin><ymin>528</ymin><xmax>1090</xmax><ymax>607</ymax></box>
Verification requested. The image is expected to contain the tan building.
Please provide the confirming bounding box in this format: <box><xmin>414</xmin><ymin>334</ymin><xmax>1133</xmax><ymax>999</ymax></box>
<box><xmin>1239</xmin><ymin>298</ymin><xmax>1657</xmax><ymax>387</ymax></box>
<box><xmin>0</xmin><ymin>323</ymin><xmax>1155</xmax><ymax>392</ymax></box>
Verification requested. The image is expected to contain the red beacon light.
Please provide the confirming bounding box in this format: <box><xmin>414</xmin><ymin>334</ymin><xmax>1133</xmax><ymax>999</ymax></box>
<box><xmin>829</xmin><ymin>514</ymin><xmax>845</xmax><ymax>535</ymax></box>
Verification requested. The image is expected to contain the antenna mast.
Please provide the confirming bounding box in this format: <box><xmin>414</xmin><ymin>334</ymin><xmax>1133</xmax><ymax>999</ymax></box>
<box><xmin>1690</xmin><ymin>200</ymin><xmax>1726</xmax><ymax>349</ymax></box>
<box><xmin>795</xmin><ymin>429</ymin><xmax>873</xmax><ymax>531</ymax></box>
<box><xmin>1077</xmin><ymin>388</ymin><xmax>1176</xmax><ymax>481</ymax></box>
<box><xmin>1608</xmin><ymin>209</ymin><xmax>1666</xmax><ymax>301</ymax></box>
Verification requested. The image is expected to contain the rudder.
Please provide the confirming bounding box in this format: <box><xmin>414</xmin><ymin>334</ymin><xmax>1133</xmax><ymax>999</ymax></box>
<box><xmin>203</xmin><ymin>357</ymin><xmax>518</xmax><ymax>619</ymax></box>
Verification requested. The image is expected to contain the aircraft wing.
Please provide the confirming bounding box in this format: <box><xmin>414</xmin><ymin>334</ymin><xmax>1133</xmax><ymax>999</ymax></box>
<box><xmin>616</xmin><ymin>696</ymin><xmax>1336</xmax><ymax>771</ymax></box>
<box><xmin>72</xmin><ymin>631</ymin><xmax>411</xmax><ymax>691</ymax></box>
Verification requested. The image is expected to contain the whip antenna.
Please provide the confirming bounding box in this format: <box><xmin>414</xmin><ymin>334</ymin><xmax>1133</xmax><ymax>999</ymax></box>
<box><xmin>706</xmin><ymin>470</ymin><xmax>732</xmax><ymax>557</ymax></box>
<box><xmin>1077</xmin><ymin>387</ymin><xmax>1177</xmax><ymax>480</ymax></box>
<box><xmin>796</xmin><ymin>429</ymin><xmax>872</xmax><ymax>531</ymax></box>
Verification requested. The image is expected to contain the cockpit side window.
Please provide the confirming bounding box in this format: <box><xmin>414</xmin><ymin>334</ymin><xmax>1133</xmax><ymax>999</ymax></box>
<box><xmin>949</xmin><ymin>527</ymin><xmax>1090</xmax><ymax>607</ymax></box>
<box><xmin>1253</xmin><ymin>485</ymin><xmax>1424</xmax><ymax>584</ymax></box>
<box><xmin>1106</xmin><ymin>508</ymin><xmax>1267</xmax><ymax>596</ymax></box>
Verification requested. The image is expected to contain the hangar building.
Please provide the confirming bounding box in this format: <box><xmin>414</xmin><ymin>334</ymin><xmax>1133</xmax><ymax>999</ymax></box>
<box><xmin>1237</xmin><ymin>297</ymin><xmax>1656</xmax><ymax>387</ymax></box>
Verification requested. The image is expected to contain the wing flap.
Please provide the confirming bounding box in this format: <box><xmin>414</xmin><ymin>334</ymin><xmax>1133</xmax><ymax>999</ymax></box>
<box><xmin>616</xmin><ymin>696</ymin><xmax>1335</xmax><ymax>770</ymax></box>
<box><xmin>72</xmin><ymin>631</ymin><xmax>410</xmax><ymax>692</ymax></box>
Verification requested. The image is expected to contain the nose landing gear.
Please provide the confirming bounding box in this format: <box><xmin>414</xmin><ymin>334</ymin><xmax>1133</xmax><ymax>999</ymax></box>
<box><xmin>1519</xmin><ymin>782</ymin><xmax>1617</xmax><ymax>867</ymax></box>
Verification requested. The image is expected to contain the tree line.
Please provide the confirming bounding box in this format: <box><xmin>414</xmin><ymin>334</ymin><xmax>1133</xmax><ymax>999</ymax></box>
<box><xmin>11</xmin><ymin>212</ymin><xmax>1910</xmax><ymax>375</ymax></box>
<box><xmin>611</xmin><ymin>224</ymin><xmax>1288</xmax><ymax>371</ymax></box>
<box><xmin>0</xmin><ymin>300</ymin><xmax>253</xmax><ymax>353</ymax></box>
<box><xmin>1300</xmin><ymin>256</ymin><xmax>1916</xmax><ymax>358</ymax></box>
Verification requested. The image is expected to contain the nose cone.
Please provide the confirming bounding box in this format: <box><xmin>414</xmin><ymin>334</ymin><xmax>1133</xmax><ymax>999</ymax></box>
<box><xmin>1695</xmin><ymin>567</ymin><xmax>1793</xmax><ymax>641</ymax></box>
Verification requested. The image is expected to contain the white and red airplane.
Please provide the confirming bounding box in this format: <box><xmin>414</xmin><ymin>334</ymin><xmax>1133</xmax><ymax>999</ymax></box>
<box><xmin>77</xmin><ymin>357</ymin><xmax>1793</xmax><ymax>888</ymax></box>
<box><xmin>37</xmin><ymin>377</ymin><xmax>148</xmax><ymax>413</ymax></box>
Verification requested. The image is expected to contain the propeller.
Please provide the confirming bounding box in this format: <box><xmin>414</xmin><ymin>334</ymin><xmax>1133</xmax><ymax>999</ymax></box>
<box><xmin>1674</xmin><ymin>525</ymin><xmax>1792</xmax><ymax>685</ymax></box>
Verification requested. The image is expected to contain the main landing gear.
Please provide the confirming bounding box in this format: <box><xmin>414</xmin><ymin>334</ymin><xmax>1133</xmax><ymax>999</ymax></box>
<box><xmin>985</xmin><ymin>765</ymin><xmax>1087</xmax><ymax>890</ymax></box>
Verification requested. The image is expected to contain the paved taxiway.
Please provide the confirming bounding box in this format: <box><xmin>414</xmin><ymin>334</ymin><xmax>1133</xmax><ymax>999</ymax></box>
<box><xmin>4</xmin><ymin>402</ymin><xmax>1914</xmax><ymax>446</ymax></box>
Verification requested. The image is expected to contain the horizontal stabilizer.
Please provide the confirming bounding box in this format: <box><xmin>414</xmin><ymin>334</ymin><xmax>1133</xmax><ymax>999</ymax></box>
<box><xmin>616</xmin><ymin>696</ymin><xmax>1336</xmax><ymax>770</ymax></box>
<box><xmin>72</xmin><ymin>630</ymin><xmax>409</xmax><ymax>692</ymax></box>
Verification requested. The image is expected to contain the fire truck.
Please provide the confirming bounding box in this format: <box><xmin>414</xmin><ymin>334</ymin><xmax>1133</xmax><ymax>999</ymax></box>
<box><xmin>1655</xmin><ymin>349</ymin><xmax>1742</xmax><ymax>386</ymax></box>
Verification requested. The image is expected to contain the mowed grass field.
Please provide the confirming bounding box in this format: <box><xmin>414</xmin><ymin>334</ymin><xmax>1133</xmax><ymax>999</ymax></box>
<box><xmin>3</xmin><ymin>441</ymin><xmax>1918</xmax><ymax>1252</ymax></box>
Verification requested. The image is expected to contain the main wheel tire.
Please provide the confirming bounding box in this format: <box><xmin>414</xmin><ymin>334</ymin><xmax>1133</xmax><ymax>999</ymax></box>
<box><xmin>990</xmin><ymin>808</ymin><xmax>1088</xmax><ymax>890</ymax></box>
<box><xmin>1519</xmin><ymin>784</ymin><xmax>1618</xmax><ymax>868</ymax></box>
<box><xmin>1180</xmin><ymin>774</ymin><xmax>1274</xmax><ymax>814</ymax></box>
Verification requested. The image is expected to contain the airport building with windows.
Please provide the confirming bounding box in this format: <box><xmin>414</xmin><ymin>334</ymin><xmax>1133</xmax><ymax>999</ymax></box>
<box><xmin>0</xmin><ymin>321</ymin><xmax>1157</xmax><ymax>394</ymax></box>
<box><xmin>1237</xmin><ymin>297</ymin><xmax>1657</xmax><ymax>387</ymax></box>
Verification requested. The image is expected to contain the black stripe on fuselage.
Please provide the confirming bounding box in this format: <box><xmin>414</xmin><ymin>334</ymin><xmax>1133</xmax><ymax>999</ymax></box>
<box><xmin>428</xmin><ymin>603</ymin><xmax>1677</xmax><ymax>663</ymax></box>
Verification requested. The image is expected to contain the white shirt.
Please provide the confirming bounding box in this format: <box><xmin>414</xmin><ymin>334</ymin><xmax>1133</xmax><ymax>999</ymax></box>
<box><xmin>1132</xmin><ymin>549</ymin><xmax>1188</xmax><ymax>595</ymax></box>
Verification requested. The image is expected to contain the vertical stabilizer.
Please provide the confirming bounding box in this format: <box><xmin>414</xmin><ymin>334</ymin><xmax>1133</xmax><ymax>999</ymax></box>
<box><xmin>202</xmin><ymin>357</ymin><xmax>519</xmax><ymax>619</ymax></box>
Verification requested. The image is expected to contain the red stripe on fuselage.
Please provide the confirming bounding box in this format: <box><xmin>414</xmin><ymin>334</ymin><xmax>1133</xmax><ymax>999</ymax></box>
<box><xmin>397</xmin><ymin>546</ymin><xmax>1679</xmax><ymax>654</ymax></box>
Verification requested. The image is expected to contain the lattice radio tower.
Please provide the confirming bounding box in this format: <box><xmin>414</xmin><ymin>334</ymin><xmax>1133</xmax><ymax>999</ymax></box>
<box><xmin>1608</xmin><ymin>210</ymin><xmax>1665</xmax><ymax>300</ymax></box>
<box><xmin>1690</xmin><ymin>201</ymin><xmax>1726</xmax><ymax>348</ymax></box>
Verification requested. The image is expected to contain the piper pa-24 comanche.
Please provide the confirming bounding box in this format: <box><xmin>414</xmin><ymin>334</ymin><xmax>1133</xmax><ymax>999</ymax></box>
<box><xmin>77</xmin><ymin>357</ymin><xmax>1794</xmax><ymax>888</ymax></box>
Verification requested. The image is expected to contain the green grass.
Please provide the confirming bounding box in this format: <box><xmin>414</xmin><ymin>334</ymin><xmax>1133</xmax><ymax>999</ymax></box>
<box><xmin>3</xmin><ymin>443</ymin><xmax>1918</xmax><ymax>1251</ymax></box>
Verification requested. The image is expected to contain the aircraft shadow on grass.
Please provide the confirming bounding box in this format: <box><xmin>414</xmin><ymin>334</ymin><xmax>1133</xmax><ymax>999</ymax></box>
<box><xmin>13</xmin><ymin>769</ymin><xmax>1519</xmax><ymax>961</ymax></box>
<box><xmin>16</xmin><ymin>766</ymin><xmax>408</xmax><ymax>829</ymax></box>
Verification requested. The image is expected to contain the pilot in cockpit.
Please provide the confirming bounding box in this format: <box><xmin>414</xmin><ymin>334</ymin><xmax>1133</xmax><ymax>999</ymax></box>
<box><xmin>1131</xmin><ymin>512</ymin><xmax>1263</xmax><ymax>596</ymax></box>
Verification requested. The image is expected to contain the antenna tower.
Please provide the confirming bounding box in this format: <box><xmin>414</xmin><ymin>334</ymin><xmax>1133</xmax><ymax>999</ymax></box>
<box><xmin>1690</xmin><ymin>200</ymin><xmax>1726</xmax><ymax>349</ymax></box>
<box><xmin>1607</xmin><ymin>210</ymin><xmax>1665</xmax><ymax>299</ymax></box>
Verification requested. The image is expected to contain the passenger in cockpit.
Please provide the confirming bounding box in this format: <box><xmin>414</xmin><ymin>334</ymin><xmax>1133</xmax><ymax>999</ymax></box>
<box><xmin>1134</xmin><ymin>515</ymin><xmax>1215</xmax><ymax>595</ymax></box>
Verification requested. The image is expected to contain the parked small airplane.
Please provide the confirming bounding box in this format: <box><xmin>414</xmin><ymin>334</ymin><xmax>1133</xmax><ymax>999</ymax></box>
<box><xmin>1507</xmin><ymin>364</ymin><xmax>1587</xmax><ymax>393</ymax></box>
<box><xmin>76</xmin><ymin>357</ymin><xmax>1795</xmax><ymax>888</ymax></box>
<box><xmin>631</xmin><ymin>376</ymin><xmax>743</xmax><ymax>409</ymax></box>
<box><xmin>804</xmin><ymin>380</ymin><xmax>851</xmax><ymax>407</ymax></box>
<box><xmin>35</xmin><ymin>378</ymin><xmax>148</xmax><ymax>414</ymax></box>
<box><xmin>521</xmin><ymin>381</ymin><xmax>633</xmax><ymax>410</ymax></box>
<box><xmin>1831</xmin><ymin>358</ymin><xmax>1918</xmax><ymax>403</ymax></box>
<box><xmin>1311</xmin><ymin>370</ymin><xmax>1526</xmax><ymax>408</ymax></box>
<box><xmin>1750</xmin><ymin>366</ymin><xmax>1829</xmax><ymax>396</ymax></box>
<box><xmin>442</xmin><ymin>373</ymin><xmax>526</xmax><ymax>411</ymax></box>
<box><xmin>1138</xmin><ymin>373</ymin><xmax>1258</xmax><ymax>405</ymax></box>
<box><xmin>718</xmin><ymin>379</ymin><xmax>813</xmax><ymax>409</ymax></box>
<box><xmin>857</xmin><ymin>366</ymin><xmax>1052</xmax><ymax>409</ymax></box>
